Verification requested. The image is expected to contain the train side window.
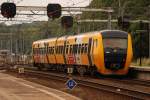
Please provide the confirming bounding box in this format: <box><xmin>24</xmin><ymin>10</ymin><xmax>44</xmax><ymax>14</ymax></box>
<box><xmin>39</xmin><ymin>48</ymin><xmax>41</xmax><ymax>54</ymax></box>
<box><xmin>60</xmin><ymin>46</ymin><xmax>62</xmax><ymax>54</ymax></box>
<box><xmin>42</xmin><ymin>48</ymin><xmax>45</xmax><ymax>54</ymax></box>
<box><xmin>73</xmin><ymin>44</ymin><xmax>77</xmax><ymax>54</ymax></box>
<box><xmin>70</xmin><ymin>45</ymin><xmax>73</xmax><ymax>54</ymax></box>
<box><xmin>41</xmin><ymin>48</ymin><xmax>43</xmax><ymax>54</ymax></box>
<box><xmin>59</xmin><ymin>46</ymin><xmax>61</xmax><ymax>54</ymax></box>
<box><xmin>81</xmin><ymin>44</ymin><xmax>85</xmax><ymax>54</ymax></box>
<box><xmin>35</xmin><ymin>48</ymin><xmax>37</xmax><ymax>54</ymax></box>
<box><xmin>43</xmin><ymin>48</ymin><xmax>44</xmax><ymax>54</ymax></box>
<box><xmin>43</xmin><ymin>48</ymin><xmax>45</xmax><ymax>54</ymax></box>
<box><xmin>78</xmin><ymin>44</ymin><xmax>81</xmax><ymax>54</ymax></box>
<box><xmin>49</xmin><ymin>47</ymin><xmax>51</xmax><ymax>54</ymax></box>
<box><xmin>61</xmin><ymin>46</ymin><xmax>64</xmax><ymax>54</ymax></box>
<box><xmin>37</xmin><ymin>48</ymin><xmax>39</xmax><ymax>54</ymax></box>
<box><xmin>84</xmin><ymin>44</ymin><xmax>88</xmax><ymax>53</ymax></box>
<box><xmin>62</xmin><ymin>46</ymin><xmax>64</xmax><ymax>54</ymax></box>
<box><xmin>57</xmin><ymin>46</ymin><xmax>59</xmax><ymax>54</ymax></box>
<box><xmin>38</xmin><ymin>48</ymin><xmax>41</xmax><ymax>54</ymax></box>
<box><xmin>51</xmin><ymin>47</ymin><xmax>53</xmax><ymax>54</ymax></box>
<box><xmin>35</xmin><ymin>48</ymin><xmax>38</xmax><ymax>54</ymax></box>
<box><xmin>72</xmin><ymin>44</ymin><xmax>75</xmax><ymax>54</ymax></box>
<box><xmin>51</xmin><ymin>47</ymin><xmax>52</xmax><ymax>54</ymax></box>
<box><xmin>66</xmin><ymin>45</ymin><xmax>68</xmax><ymax>54</ymax></box>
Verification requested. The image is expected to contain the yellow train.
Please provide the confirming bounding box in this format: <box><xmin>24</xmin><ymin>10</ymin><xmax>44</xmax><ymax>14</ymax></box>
<box><xmin>32</xmin><ymin>30</ymin><xmax>133</xmax><ymax>75</ymax></box>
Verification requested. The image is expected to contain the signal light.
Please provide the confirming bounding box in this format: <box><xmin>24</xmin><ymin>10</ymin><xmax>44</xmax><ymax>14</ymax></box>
<box><xmin>1</xmin><ymin>2</ymin><xmax>16</xmax><ymax>18</ymax></box>
<box><xmin>61</xmin><ymin>16</ymin><xmax>73</xmax><ymax>28</ymax></box>
<box><xmin>47</xmin><ymin>4</ymin><xmax>61</xmax><ymax>19</ymax></box>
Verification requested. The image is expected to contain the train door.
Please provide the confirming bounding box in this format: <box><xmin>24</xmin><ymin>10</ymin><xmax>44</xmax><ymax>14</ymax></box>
<box><xmin>88</xmin><ymin>38</ymin><xmax>93</xmax><ymax>66</ymax></box>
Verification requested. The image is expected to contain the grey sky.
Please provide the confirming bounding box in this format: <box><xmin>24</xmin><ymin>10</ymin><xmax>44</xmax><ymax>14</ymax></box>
<box><xmin>0</xmin><ymin>0</ymin><xmax>92</xmax><ymax>25</ymax></box>
<box><xmin>0</xmin><ymin>0</ymin><xmax>91</xmax><ymax>7</ymax></box>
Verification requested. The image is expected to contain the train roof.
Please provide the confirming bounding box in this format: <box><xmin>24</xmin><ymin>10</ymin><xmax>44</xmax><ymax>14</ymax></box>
<box><xmin>100</xmin><ymin>30</ymin><xmax>128</xmax><ymax>34</ymax></box>
<box><xmin>33</xmin><ymin>30</ymin><xmax>128</xmax><ymax>44</ymax></box>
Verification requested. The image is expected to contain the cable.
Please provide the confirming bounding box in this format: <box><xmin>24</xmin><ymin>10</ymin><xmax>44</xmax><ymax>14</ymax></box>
<box><xmin>16</xmin><ymin>0</ymin><xmax>24</xmax><ymax>4</ymax></box>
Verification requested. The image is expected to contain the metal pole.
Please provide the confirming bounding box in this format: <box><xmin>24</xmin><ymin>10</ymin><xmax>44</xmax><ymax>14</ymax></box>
<box><xmin>139</xmin><ymin>21</ymin><xmax>142</xmax><ymax>66</ymax></box>
<box><xmin>149</xmin><ymin>22</ymin><xmax>150</xmax><ymax>58</ymax></box>
<box><xmin>140</xmin><ymin>32</ymin><xmax>142</xmax><ymax>66</ymax></box>
<box><xmin>149</xmin><ymin>7</ymin><xmax>150</xmax><ymax>58</ymax></box>
<box><xmin>11</xmin><ymin>33</ymin><xmax>13</xmax><ymax>54</ymax></box>
<box><xmin>108</xmin><ymin>12</ymin><xmax>112</xmax><ymax>30</ymax></box>
<box><xmin>118</xmin><ymin>0</ymin><xmax>121</xmax><ymax>16</ymax></box>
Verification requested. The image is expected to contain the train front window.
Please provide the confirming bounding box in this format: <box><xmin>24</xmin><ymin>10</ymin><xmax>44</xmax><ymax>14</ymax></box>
<box><xmin>103</xmin><ymin>38</ymin><xmax>127</xmax><ymax>49</ymax></box>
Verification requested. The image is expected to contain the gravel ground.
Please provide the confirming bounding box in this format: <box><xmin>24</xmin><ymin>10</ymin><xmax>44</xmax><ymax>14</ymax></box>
<box><xmin>4</xmin><ymin>71</ymin><xmax>138</xmax><ymax>100</ymax></box>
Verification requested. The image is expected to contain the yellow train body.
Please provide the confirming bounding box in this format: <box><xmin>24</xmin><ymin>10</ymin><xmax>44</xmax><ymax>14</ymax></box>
<box><xmin>32</xmin><ymin>30</ymin><xmax>133</xmax><ymax>75</ymax></box>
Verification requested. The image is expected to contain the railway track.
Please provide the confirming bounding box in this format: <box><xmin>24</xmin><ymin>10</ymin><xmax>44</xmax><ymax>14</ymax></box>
<box><xmin>7</xmin><ymin>68</ymin><xmax>150</xmax><ymax>100</ymax></box>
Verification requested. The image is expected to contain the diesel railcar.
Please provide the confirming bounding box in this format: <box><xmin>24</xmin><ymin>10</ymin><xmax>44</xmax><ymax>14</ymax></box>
<box><xmin>32</xmin><ymin>30</ymin><xmax>133</xmax><ymax>75</ymax></box>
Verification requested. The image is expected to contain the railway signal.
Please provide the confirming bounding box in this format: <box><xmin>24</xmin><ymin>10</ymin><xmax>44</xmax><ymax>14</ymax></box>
<box><xmin>47</xmin><ymin>4</ymin><xmax>61</xmax><ymax>19</ymax></box>
<box><xmin>118</xmin><ymin>16</ymin><xmax>130</xmax><ymax>30</ymax></box>
<box><xmin>61</xmin><ymin>16</ymin><xmax>73</xmax><ymax>28</ymax></box>
<box><xmin>1</xmin><ymin>2</ymin><xmax>16</xmax><ymax>18</ymax></box>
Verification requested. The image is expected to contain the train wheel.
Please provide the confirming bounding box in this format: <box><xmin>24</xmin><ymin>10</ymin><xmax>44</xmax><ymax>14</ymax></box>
<box><xmin>77</xmin><ymin>67</ymin><xmax>86</xmax><ymax>76</ymax></box>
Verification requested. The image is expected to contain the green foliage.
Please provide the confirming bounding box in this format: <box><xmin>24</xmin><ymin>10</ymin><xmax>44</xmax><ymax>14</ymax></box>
<box><xmin>0</xmin><ymin>0</ymin><xmax>149</xmax><ymax>57</ymax></box>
